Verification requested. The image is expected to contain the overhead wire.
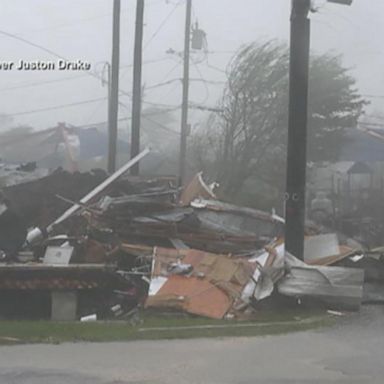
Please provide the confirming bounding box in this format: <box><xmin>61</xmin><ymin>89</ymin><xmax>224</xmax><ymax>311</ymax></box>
<box><xmin>0</xmin><ymin>58</ymin><xmax>171</xmax><ymax>93</ymax></box>
<box><xmin>0</xmin><ymin>0</ymin><xmax>164</xmax><ymax>38</ymax></box>
<box><xmin>144</xmin><ymin>77</ymin><xmax>225</xmax><ymax>91</ymax></box>
<box><xmin>317</xmin><ymin>7</ymin><xmax>362</xmax><ymax>30</ymax></box>
<box><xmin>362</xmin><ymin>95</ymin><xmax>384</xmax><ymax>100</ymax></box>
<box><xmin>145</xmin><ymin>78</ymin><xmax>181</xmax><ymax>90</ymax></box>
<box><xmin>0</xmin><ymin>28</ymin><xmax>172</xmax><ymax>103</ymax></box>
<box><xmin>0</xmin><ymin>13</ymin><xmax>114</xmax><ymax>37</ymax></box>
<box><xmin>190</xmin><ymin>58</ymin><xmax>210</xmax><ymax>105</ymax></box>
<box><xmin>142</xmin><ymin>115</ymin><xmax>180</xmax><ymax>136</ymax></box>
<box><xmin>0</xmin><ymin>73</ymin><xmax>91</xmax><ymax>92</ymax></box>
<box><xmin>140</xmin><ymin>60</ymin><xmax>182</xmax><ymax>108</ymax></box>
<box><xmin>0</xmin><ymin>30</ymin><xmax>72</xmax><ymax>65</ymax></box>
<box><xmin>7</xmin><ymin>97</ymin><xmax>108</xmax><ymax>117</ymax></box>
<box><xmin>0</xmin><ymin>28</ymin><xmax>181</xmax><ymax>116</ymax></box>
<box><xmin>359</xmin><ymin>122</ymin><xmax>384</xmax><ymax>128</ymax></box>
<box><xmin>82</xmin><ymin>98</ymin><xmax>108</xmax><ymax>126</ymax></box>
<box><xmin>140</xmin><ymin>0</ymin><xmax>185</xmax><ymax>107</ymax></box>
<box><xmin>143</xmin><ymin>0</ymin><xmax>182</xmax><ymax>50</ymax></box>
<box><xmin>1</xmin><ymin>1</ymin><xmax>221</xmax><ymax>129</ymax></box>
<box><xmin>313</xmin><ymin>6</ymin><xmax>384</xmax><ymax>57</ymax></box>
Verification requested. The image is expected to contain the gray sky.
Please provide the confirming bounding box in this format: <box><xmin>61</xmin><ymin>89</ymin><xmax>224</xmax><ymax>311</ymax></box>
<box><xmin>0</xmin><ymin>0</ymin><xmax>383</xmax><ymax>132</ymax></box>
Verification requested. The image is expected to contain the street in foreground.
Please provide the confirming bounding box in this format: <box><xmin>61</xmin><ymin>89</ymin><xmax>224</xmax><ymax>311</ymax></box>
<box><xmin>0</xmin><ymin>305</ymin><xmax>383</xmax><ymax>384</ymax></box>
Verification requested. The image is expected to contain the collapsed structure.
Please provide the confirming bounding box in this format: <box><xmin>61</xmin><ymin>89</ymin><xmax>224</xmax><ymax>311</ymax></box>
<box><xmin>0</xmin><ymin>150</ymin><xmax>381</xmax><ymax>321</ymax></box>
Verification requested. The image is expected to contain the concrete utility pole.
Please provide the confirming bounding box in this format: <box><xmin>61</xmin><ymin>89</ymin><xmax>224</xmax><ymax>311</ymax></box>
<box><xmin>108</xmin><ymin>0</ymin><xmax>121</xmax><ymax>174</ymax></box>
<box><xmin>178</xmin><ymin>0</ymin><xmax>192</xmax><ymax>186</ymax></box>
<box><xmin>284</xmin><ymin>0</ymin><xmax>353</xmax><ymax>260</ymax></box>
<box><xmin>284</xmin><ymin>0</ymin><xmax>311</xmax><ymax>260</ymax></box>
<box><xmin>130</xmin><ymin>0</ymin><xmax>145</xmax><ymax>176</ymax></box>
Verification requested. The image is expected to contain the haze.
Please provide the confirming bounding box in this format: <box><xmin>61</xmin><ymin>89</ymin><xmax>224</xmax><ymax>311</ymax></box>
<box><xmin>0</xmin><ymin>0</ymin><xmax>382</xmax><ymax>131</ymax></box>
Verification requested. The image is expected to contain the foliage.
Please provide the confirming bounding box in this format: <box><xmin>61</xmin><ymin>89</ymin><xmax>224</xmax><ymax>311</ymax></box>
<box><xmin>190</xmin><ymin>40</ymin><xmax>368</xmax><ymax>202</ymax></box>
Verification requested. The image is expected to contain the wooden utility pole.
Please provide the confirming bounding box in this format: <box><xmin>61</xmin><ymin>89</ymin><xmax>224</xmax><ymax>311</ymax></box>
<box><xmin>178</xmin><ymin>0</ymin><xmax>192</xmax><ymax>186</ymax></box>
<box><xmin>105</xmin><ymin>61</ymin><xmax>111</xmax><ymax>148</ymax></box>
<box><xmin>108</xmin><ymin>0</ymin><xmax>121</xmax><ymax>174</ymax></box>
<box><xmin>284</xmin><ymin>0</ymin><xmax>311</xmax><ymax>260</ymax></box>
<box><xmin>130</xmin><ymin>0</ymin><xmax>145</xmax><ymax>176</ymax></box>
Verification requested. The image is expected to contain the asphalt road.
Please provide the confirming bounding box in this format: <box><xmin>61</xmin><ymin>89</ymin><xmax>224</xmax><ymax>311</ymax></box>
<box><xmin>1</xmin><ymin>306</ymin><xmax>384</xmax><ymax>384</ymax></box>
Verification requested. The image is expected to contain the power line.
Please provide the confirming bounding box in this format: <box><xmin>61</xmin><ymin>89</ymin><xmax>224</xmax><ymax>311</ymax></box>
<box><xmin>0</xmin><ymin>58</ymin><xmax>171</xmax><ymax>93</ymax></box>
<box><xmin>202</xmin><ymin>57</ymin><xmax>227</xmax><ymax>74</ymax></box>
<box><xmin>6</xmin><ymin>97</ymin><xmax>107</xmax><ymax>117</ymax></box>
<box><xmin>362</xmin><ymin>94</ymin><xmax>384</xmax><ymax>99</ymax></box>
<box><xmin>5</xmin><ymin>95</ymin><xmax>218</xmax><ymax>118</ymax></box>
<box><xmin>73</xmin><ymin>116</ymin><xmax>129</xmax><ymax>129</ymax></box>
<box><xmin>161</xmin><ymin>78</ymin><xmax>181</xmax><ymax>100</ymax></box>
<box><xmin>190</xmin><ymin>78</ymin><xmax>226</xmax><ymax>85</ymax></box>
<box><xmin>0</xmin><ymin>30</ymin><xmax>69</xmax><ymax>64</ymax></box>
<box><xmin>0</xmin><ymin>28</ymin><xmax>165</xmax><ymax>102</ymax></box>
<box><xmin>151</xmin><ymin>62</ymin><xmax>184</xmax><ymax>104</ymax></box>
<box><xmin>359</xmin><ymin>122</ymin><xmax>384</xmax><ymax>128</ymax></box>
<box><xmin>0</xmin><ymin>24</ymin><xmax>209</xmax><ymax>119</ymax></box>
<box><xmin>362</xmin><ymin>114</ymin><xmax>384</xmax><ymax>122</ymax></box>
<box><xmin>145</xmin><ymin>77</ymin><xmax>225</xmax><ymax>90</ymax></box>
<box><xmin>5</xmin><ymin>92</ymin><xmax>181</xmax><ymax>118</ymax></box>
<box><xmin>143</xmin><ymin>100</ymin><xmax>180</xmax><ymax>109</ymax></box>
<box><xmin>158</xmin><ymin>61</ymin><xmax>182</xmax><ymax>83</ymax></box>
<box><xmin>82</xmin><ymin>98</ymin><xmax>108</xmax><ymax>126</ymax></box>
<box><xmin>143</xmin><ymin>0</ymin><xmax>182</xmax><ymax>50</ymax></box>
<box><xmin>2</xmin><ymin>13</ymin><xmax>114</xmax><ymax>37</ymax></box>
<box><xmin>73</xmin><ymin>113</ymin><xmax>180</xmax><ymax>138</ymax></box>
<box><xmin>142</xmin><ymin>115</ymin><xmax>180</xmax><ymax>135</ymax></box>
<box><xmin>0</xmin><ymin>0</ymin><xmax>164</xmax><ymax>38</ymax></box>
<box><xmin>190</xmin><ymin>59</ymin><xmax>210</xmax><ymax>104</ymax></box>
<box><xmin>142</xmin><ymin>107</ymin><xmax>180</xmax><ymax>116</ymax></box>
<box><xmin>0</xmin><ymin>74</ymin><xmax>90</xmax><ymax>92</ymax></box>
<box><xmin>119</xmin><ymin>90</ymin><xmax>181</xmax><ymax>109</ymax></box>
<box><xmin>75</xmin><ymin>104</ymin><xmax>180</xmax><ymax>129</ymax></box>
<box><xmin>0</xmin><ymin>26</ymin><xmax>182</xmax><ymax>115</ymax></box>
<box><xmin>189</xmin><ymin>104</ymin><xmax>223</xmax><ymax>113</ymax></box>
<box><xmin>0</xmin><ymin>28</ymin><xmax>113</xmax><ymax>98</ymax></box>
<box><xmin>358</xmin><ymin>127</ymin><xmax>384</xmax><ymax>142</ymax></box>
<box><xmin>205</xmin><ymin>50</ymin><xmax>238</xmax><ymax>55</ymax></box>
<box><xmin>146</xmin><ymin>78</ymin><xmax>181</xmax><ymax>90</ymax></box>
<box><xmin>7</xmin><ymin>98</ymin><xmax>219</xmax><ymax>118</ymax></box>
<box><xmin>0</xmin><ymin>8</ymin><xmax>224</xmax><ymax>122</ymax></box>
<box><xmin>318</xmin><ymin>7</ymin><xmax>361</xmax><ymax>30</ymax></box>
<box><xmin>118</xmin><ymin>57</ymin><xmax>170</xmax><ymax>82</ymax></box>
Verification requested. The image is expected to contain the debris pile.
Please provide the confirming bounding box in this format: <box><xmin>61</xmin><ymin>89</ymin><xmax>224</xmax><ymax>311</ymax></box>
<box><xmin>146</xmin><ymin>247</ymin><xmax>254</xmax><ymax>319</ymax></box>
<box><xmin>0</xmin><ymin>151</ymin><xmax>381</xmax><ymax>321</ymax></box>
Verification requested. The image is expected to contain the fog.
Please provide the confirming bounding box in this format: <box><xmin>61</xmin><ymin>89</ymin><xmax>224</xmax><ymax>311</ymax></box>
<box><xmin>0</xmin><ymin>0</ymin><xmax>383</xmax><ymax>131</ymax></box>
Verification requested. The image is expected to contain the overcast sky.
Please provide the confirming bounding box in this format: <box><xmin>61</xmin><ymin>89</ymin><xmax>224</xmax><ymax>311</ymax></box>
<box><xmin>1</xmin><ymin>0</ymin><xmax>383</xmax><ymax>133</ymax></box>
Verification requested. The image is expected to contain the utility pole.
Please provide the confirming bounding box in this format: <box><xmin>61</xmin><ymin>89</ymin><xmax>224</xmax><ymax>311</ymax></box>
<box><xmin>178</xmin><ymin>0</ymin><xmax>192</xmax><ymax>186</ymax></box>
<box><xmin>284</xmin><ymin>0</ymin><xmax>311</xmax><ymax>260</ymax></box>
<box><xmin>130</xmin><ymin>0</ymin><xmax>145</xmax><ymax>176</ymax></box>
<box><xmin>104</xmin><ymin>61</ymin><xmax>111</xmax><ymax>147</ymax></box>
<box><xmin>108</xmin><ymin>0</ymin><xmax>121</xmax><ymax>174</ymax></box>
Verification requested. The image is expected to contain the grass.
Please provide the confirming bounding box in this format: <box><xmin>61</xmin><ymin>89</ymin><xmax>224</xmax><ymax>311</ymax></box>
<box><xmin>0</xmin><ymin>309</ymin><xmax>335</xmax><ymax>345</ymax></box>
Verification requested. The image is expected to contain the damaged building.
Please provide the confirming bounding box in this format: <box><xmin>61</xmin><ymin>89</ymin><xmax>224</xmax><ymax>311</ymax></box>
<box><xmin>0</xmin><ymin>149</ymin><xmax>381</xmax><ymax>322</ymax></box>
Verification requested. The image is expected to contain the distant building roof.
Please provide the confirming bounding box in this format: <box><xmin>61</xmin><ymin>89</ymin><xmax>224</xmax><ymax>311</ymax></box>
<box><xmin>339</xmin><ymin>127</ymin><xmax>384</xmax><ymax>162</ymax></box>
<box><xmin>347</xmin><ymin>161</ymin><xmax>373</xmax><ymax>175</ymax></box>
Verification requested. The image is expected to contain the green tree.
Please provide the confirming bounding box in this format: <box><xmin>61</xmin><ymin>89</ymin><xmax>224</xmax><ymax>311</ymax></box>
<box><xmin>190</xmin><ymin>40</ymin><xmax>367</xmax><ymax>203</ymax></box>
